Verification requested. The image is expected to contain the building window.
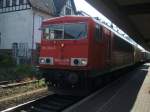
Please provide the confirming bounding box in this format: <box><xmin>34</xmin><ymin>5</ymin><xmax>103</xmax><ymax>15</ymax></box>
<box><xmin>12</xmin><ymin>43</ymin><xmax>18</xmax><ymax>57</ymax></box>
<box><xmin>12</xmin><ymin>43</ymin><xmax>18</xmax><ymax>48</ymax></box>
<box><xmin>6</xmin><ymin>0</ymin><xmax>10</xmax><ymax>7</ymax></box>
<box><xmin>24</xmin><ymin>0</ymin><xmax>27</xmax><ymax>4</ymax></box>
<box><xmin>12</xmin><ymin>0</ymin><xmax>16</xmax><ymax>6</ymax></box>
<box><xmin>65</xmin><ymin>7</ymin><xmax>72</xmax><ymax>15</ymax></box>
<box><xmin>0</xmin><ymin>32</ymin><xmax>1</xmax><ymax>47</ymax></box>
<box><xmin>0</xmin><ymin>0</ymin><xmax>3</xmax><ymax>8</ymax></box>
<box><xmin>66</xmin><ymin>0</ymin><xmax>72</xmax><ymax>7</ymax></box>
<box><xmin>19</xmin><ymin>0</ymin><xmax>24</xmax><ymax>5</ymax></box>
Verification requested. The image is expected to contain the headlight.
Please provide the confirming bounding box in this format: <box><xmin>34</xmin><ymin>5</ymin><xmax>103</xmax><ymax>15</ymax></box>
<box><xmin>73</xmin><ymin>59</ymin><xmax>80</xmax><ymax>65</ymax></box>
<box><xmin>71</xmin><ymin>58</ymin><xmax>88</xmax><ymax>66</ymax></box>
<box><xmin>39</xmin><ymin>58</ymin><xmax>45</xmax><ymax>64</ymax></box>
<box><xmin>81</xmin><ymin>59</ymin><xmax>88</xmax><ymax>65</ymax></box>
<box><xmin>46</xmin><ymin>58</ymin><xmax>51</xmax><ymax>64</ymax></box>
<box><xmin>39</xmin><ymin>57</ymin><xmax>53</xmax><ymax>65</ymax></box>
<box><xmin>45</xmin><ymin>57</ymin><xmax>53</xmax><ymax>65</ymax></box>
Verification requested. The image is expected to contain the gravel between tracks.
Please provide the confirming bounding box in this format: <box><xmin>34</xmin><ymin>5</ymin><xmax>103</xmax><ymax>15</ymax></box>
<box><xmin>0</xmin><ymin>87</ymin><xmax>51</xmax><ymax>111</ymax></box>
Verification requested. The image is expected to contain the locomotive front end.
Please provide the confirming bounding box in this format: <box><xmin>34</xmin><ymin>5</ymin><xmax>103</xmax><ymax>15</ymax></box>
<box><xmin>39</xmin><ymin>16</ymin><xmax>90</xmax><ymax>93</ymax></box>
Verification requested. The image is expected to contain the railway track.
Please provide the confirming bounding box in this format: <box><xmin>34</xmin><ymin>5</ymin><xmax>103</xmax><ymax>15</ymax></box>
<box><xmin>3</xmin><ymin>94</ymin><xmax>83</xmax><ymax>112</ymax></box>
<box><xmin>0</xmin><ymin>80</ymin><xmax>41</xmax><ymax>89</ymax></box>
<box><xmin>0</xmin><ymin>80</ymin><xmax>46</xmax><ymax>108</ymax></box>
<box><xmin>2</xmin><ymin>65</ymin><xmax>141</xmax><ymax>112</ymax></box>
<box><xmin>0</xmin><ymin>81</ymin><xmax>9</xmax><ymax>85</ymax></box>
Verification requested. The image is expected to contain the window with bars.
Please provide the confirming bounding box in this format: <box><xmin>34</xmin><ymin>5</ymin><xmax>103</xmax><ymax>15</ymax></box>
<box><xmin>0</xmin><ymin>33</ymin><xmax>1</xmax><ymax>47</ymax></box>
<box><xmin>66</xmin><ymin>0</ymin><xmax>72</xmax><ymax>7</ymax></box>
<box><xmin>19</xmin><ymin>0</ymin><xmax>24</xmax><ymax>5</ymax></box>
<box><xmin>12</xmin><ymin>43</ymin><xmax>18</xmax><ymax>57</ymax></box>
<box><xmin>6</xmin><ymin>0</ymin><xmax>10</xmax><ymax>7</ymax></box>
<box><xmin>12</xmin><ymin>0</ymin><xmax>17</xmax><ymax>6</ymax></box>
<box><xmin>0</xmin><ymin>0</ymin><xmax>3</xmax><ymax>8</ymax></box>
<box><xmin>65</xmin><ymin>0</ymin><xmax>73</xmax><ymax>15</ymax></box>
<box><xmin>65</xmin><ymin>7</ymin><xmax>72</xmax><ymax>15</ymax></box>
<box><xmin>0</xmin><ymin>0</ymin><xmax>30</xmax><ymax>13</ymax></box>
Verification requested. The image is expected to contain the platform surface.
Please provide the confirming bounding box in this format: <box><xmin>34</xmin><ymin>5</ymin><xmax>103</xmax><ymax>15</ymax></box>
<box><xmin>131</xmin><ymin>63</ymin><xmax>150</xmax><ymax>112</ymax></box>
<box><xmin>64</xmin><ymin>63</ymin><xmax>150</xmax><ymax>112</ymax></box>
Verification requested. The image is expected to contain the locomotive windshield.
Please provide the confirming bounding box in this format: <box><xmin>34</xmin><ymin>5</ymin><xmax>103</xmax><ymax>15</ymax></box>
<box><xmin>43</xmin><ymin>23</ymin><xmax>87</xmax><ymax>40</ymax></box>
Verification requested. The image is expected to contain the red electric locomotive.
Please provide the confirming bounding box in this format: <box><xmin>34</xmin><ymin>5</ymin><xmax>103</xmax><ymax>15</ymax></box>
<box><xmin>39</xmin><ymin>16</ymin><xmax>140</xmax><ymax>95</ymax></box>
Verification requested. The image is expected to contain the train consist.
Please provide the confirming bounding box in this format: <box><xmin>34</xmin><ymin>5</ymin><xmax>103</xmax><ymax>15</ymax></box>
<box><xmin>39</xmin><ymin>16</ymin><xmax>150</xmax><ymax>94</ymax></box>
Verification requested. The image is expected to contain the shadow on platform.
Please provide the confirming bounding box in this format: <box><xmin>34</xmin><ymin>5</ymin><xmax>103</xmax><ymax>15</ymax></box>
<box><xmin>102</xmin><ymin>64</ymin><xmax>149</xmax><ymax>112</ymax></box>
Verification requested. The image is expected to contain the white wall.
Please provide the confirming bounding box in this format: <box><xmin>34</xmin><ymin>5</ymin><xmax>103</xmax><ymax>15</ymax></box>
<box><xmin>0</xmin><ymin>8</ymin><xmax>54</xmax><ymax>50</ymax></box>
<box><xmin>0</xmin><ymin>10</ymin><xmax>33</xmax><ymax>49</ymax></box>
<box><xmin>33</xmin><ymin>14</ymin><xmax>42</xmax><ymax>49</ymax></box>
<box><xmin>33</xmin><ymin>10</ymin><xmax>53</xmax><ymax>49</ymax></box>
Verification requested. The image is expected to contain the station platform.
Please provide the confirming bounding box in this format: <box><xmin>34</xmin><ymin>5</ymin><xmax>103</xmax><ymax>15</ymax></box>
<box><xmin>63</xmin><ymin>63</ymin><xmax>150</xmax><ymax>112</ymax></box>
<box><xmin>131</xmin><ymin>63</ymin><xmax>150</xmax><ymax>112</ymax></box>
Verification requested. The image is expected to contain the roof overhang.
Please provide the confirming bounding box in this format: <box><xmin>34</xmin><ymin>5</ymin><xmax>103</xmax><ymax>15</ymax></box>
<box><xmin>86</xmin><ymin>0</ymin><xmax>150</xmax><ymax>50</ymax></box>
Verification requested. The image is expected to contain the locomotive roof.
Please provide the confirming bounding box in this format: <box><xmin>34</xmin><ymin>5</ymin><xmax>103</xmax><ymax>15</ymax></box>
<box><xmin>93</xmin><ymin>17</ymin><xmax>136</xmax><ymax>47</ymax></box>
<box><xmin>43</xmin><ymin>15</ymin><xmax>92</xmax><ymax>22</ymax></box>
<box><xmin>42</xmin><ymin>16</ymin><xmax>93</xmax><ymax>26</ymax></box>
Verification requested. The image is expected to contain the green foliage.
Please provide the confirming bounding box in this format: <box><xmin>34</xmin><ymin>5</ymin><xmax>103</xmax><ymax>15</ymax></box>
<box><xmin>0</xmin><ymin>54</ymin><xmax>42</xmax><ymax>81</ymax></box>
<box><xmin>0</xmin><ymin>54</ymin><xmax>14</xmax><ymax>67</ymax></box>
<box><xmin>14</xmin><ymin>65</ymin><xmax>43</xmax><ymax>80</ymax></box>
<box><xmin>0</xmin><ymin>65</ymin><xmax>42</xmax><ymax>81</ymax></box>
<box><xmin>13</xmin><ymin>65</ymin><xmax>32</xmax><ymax>80</ymax></box>
<box><xmin>38</xmin><ymin>79</ymin><xmax>46</xmax><ymax>87</ymax></box>
<box><xmin>0</xmin><ymin>68</ymin><xmax>15</xmax><ymax>81</ymax></box>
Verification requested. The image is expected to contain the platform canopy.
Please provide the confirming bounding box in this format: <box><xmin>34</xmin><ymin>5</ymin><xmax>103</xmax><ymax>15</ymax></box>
<box><xmin>86</xmin><ymin>0</ymin><xmax>150</xmax><ymax>50</ymax></box>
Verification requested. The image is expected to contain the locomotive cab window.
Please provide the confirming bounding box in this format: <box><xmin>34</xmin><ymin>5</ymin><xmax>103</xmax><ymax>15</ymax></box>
<box><xmin>94</xmin><ymin>24</ymin><xmax>101</xmax><ymax>42</ymax></box>
<box><xmin>50</xmin><ymin>25</ymin><xmax>64</xmax><ymax>39</ymax></box>
<box><xmin>43</xmin><ymin>28</ymin><xmax>50</xmax><ymax>39</ymax></box>
<box><xmin>64</xmin><ymin>23</ymin><xmax>87</xmax><ymax>39</ymax></box>
<box><xmin>43</xmin><ymin>23</ymin><xmax>87</xmax><ymax>40</ymax></box>
<box><xmin>50</xmin><ymin>29</ymin><xmax>63</xmax><ymax>39</ymax></box>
